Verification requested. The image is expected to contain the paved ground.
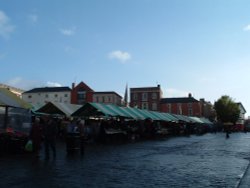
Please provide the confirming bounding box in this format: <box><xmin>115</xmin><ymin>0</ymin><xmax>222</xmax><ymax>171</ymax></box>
<box><xmin>1</xmin><ymin>132</ymin><xmax>250</xmax><ymax>188</ymax></box>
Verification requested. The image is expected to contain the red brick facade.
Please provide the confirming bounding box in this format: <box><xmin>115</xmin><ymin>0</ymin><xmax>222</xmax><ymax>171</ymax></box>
<box><xmin>71</xmin><ymin>82</ymin><xmax>94</xmax><ymax>104</ymax></box>
<box><xmin>130</xmin><ymin>85</ymin><xmax>162</xmax><ymax>111</ymax></box>
<box><xmin>160</xmin><ymin>94</ymin><xmax>202</xmax><ymax>117</ymax></box>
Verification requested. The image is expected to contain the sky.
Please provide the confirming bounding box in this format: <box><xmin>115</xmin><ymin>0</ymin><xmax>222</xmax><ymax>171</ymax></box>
<box><xmin>1</xmin><ymin>0</ymin><xmax>250</xmax><ymax>116</ymax></box>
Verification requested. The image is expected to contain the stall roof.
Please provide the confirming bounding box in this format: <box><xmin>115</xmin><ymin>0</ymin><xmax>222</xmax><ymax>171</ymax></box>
<box><xmin>71</xmin><ymin>102</ymin><xmax>213</xmax><ymax>124</ymax></box>
<box><xmin>36</xmin><ymin>102</ymin><xmax>82</xmax><ymax>116</ymax></box>
<box><xmin>72</xmin><ymin>102</ymin><xmax>118</xmax><ymax>117</ymax></box>
<box><xmin>0</xmin><ymin>88</ymin><xmax>31</xmax><ymax>109</ymax></box>
<box><xmin>200</xmin><ymin>118</ymin><xmax>213</xmax><ymax>124</ymax></box>
<box><xmin>188</xmin><ymin>116</ymin><xmax>204</xmax><ymax>124</ymax></box>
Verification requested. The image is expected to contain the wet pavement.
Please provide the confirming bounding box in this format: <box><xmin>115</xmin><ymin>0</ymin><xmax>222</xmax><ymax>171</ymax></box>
<box><xmin>1</xmin><ymin>133</ymin><xmax>250</xmax><ymax>188</ymax></box>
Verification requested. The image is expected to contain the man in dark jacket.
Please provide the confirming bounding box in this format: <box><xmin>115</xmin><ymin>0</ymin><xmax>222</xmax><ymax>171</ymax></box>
<box><xmin>43</xmin><ymin>116</ymin><xmax>57</xmax><ymax>160</ymax></box>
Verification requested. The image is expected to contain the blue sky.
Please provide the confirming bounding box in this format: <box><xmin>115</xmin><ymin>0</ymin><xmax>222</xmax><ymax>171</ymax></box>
<box><xmin>1</xmin><ymin>0</ymin><xmax>250</xmax><ymax>116</ymax></box>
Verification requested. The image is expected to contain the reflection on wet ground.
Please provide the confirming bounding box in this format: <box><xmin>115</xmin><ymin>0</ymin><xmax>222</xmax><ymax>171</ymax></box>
<box><xmin>1</xmin><ymin>133</ymin><xmax>250</xmax><ymax>188</ymax></box>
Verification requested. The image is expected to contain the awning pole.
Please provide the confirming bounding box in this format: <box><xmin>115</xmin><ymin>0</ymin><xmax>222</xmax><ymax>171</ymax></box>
<box><xmin>4</xmin><ymin>106</ymin><xmax>8</xmax><ymax>129</ymax></box>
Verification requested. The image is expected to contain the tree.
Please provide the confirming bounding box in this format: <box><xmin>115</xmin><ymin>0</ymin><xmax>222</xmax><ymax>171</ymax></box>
<box><xmin>214</xmin><ymin>95</ymin><xmax>240</xmax><ymax>124</ymax></box>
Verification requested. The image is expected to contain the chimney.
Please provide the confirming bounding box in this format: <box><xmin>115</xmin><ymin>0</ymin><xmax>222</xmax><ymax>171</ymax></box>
<box><xmin>188</xmin><ymin>93</ymin><xmax>192</xmax><ymax>98</ymax></box>
<box><xmin>72</xmin><ymin>83</ymin><xmax>75</xmax><ymax>89</ymax></box>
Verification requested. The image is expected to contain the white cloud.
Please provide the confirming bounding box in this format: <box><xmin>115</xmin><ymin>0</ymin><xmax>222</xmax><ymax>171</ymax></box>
<box><xmin>46</xmin><ymin>81</ymin><xmax>62</xmax><ymax>87</ymax></box>
<box><xmin>108</xmin><ymin>50</ymin><xmax>131</xmax><ymax>63</ymax></box>
<box><xmin>165</xmin><ymin>88</ymin><xmax>188</xmax><ymax>98</ymax></box>
<box><xmin>28</xmin><ymin>14</ymin><xmax>38</xmax><ymax>23</ymax></box>
<box><xmin>5</xmin><ymin>77</ymin><xmax>40</xmax><ymax>90</ymax></box>
<box><xmin>4</xmin><ymin>78</ymin><xmax>62</xmax><ymax>90</ymax></box>
<box><xmin>60</xmin><ymin>27</ymin><xmax>76</xmax><ymax>36</ymax></box>
<box><xmin>0</xmin><ymin>10</ymin><xmax>15</xmax><ymax>39</ymax></box>
<box><xmin>243</xmin><ymin>24</ymin><xmax>250</xmax><ymax>31</ymax></box>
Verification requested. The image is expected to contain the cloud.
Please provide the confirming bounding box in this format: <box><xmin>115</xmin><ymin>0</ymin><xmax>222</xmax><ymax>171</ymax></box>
<box><xmin>28</xmin><ymin>14</ymin><xmax>38</xmax><ymax>23</ymax></box>
<box><xmin>4</xmin><ymin>77</ymin><xmax>62</xmax><ymax>90</ymax></box>
<box><xmin>243</xmin><ymin>24</ymin><xmax>250</xmax><ymax>31</ymax></box>
<box><xmin>5</xmin><ymin>77</ymin><xmax>40</xmax><ymax>90</ymax></box>
<box><xmin>165</xmin><ymin>88</ymin><xmax>188</xmax><ymax>98</ymax></box>
<box><xmin>46</xmin><ymin>81</ymin><xmax>62</xmax><ymax>87</ymax></box>
<box><xmin>0</xmin><ymin>10</ymin><xmax>15</xmax><ymax>39</ymax></box>
<box><xmin>108</xmin><ymin>50</ymin><xmax>131</xmax><ymax>63</ymax></box>
<box><xmin>60</xmin><ymin>27</ymin><xmax>76</xmax><ymax>36</ymax></box>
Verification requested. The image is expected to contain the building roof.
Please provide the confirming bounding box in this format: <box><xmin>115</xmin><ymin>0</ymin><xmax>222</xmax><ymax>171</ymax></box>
<box><xmin>23</xmin><ymin>87</ymin><xmax>71</xmax><ymax>94</ymax></box>
<box><xmin>93</xmin><ymin>91</ymin><xmax>122</xmax><ymax>98</ymax></box>
<box><xmin>0</xmin><ymin>83</ymin><xmax>25</xmax><ymax>93</ymax></box>
<box><xmin>130</xmin><ymin>85</ymin><xmax>161</xmax><ymax>92</ymax></box>
<box><xmin>160</xmin><ymin>97</ymin><xmax>199</xmax><ymax>104</ymax></box>
<box><xmin>73</xmin><ymin>81</ymin><xmax>94</xmax><ymax>92</ymax></box>
<box><xmin>237</xmin><ymin>102</ymin><xmax>247</xmax><ymax>113</ymax></box>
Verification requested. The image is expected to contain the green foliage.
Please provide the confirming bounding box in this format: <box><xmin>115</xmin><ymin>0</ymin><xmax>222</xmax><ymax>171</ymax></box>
<box><xmin>214</xmin><ymin>95</ymin><xmax>240</xmax><ymax>124</ymax></box>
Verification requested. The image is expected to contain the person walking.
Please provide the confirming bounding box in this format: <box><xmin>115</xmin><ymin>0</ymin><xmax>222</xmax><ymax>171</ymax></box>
<box><xmin>43</xmin><ymin>116</ymin><xmax>58</xmax><ymax>160</ymax></box>
<box><xmin>78</xmin><ymin>119</ymin><xmax>85</xmax><ymax>155</ymax></box>
<box><xmin>30</xmin><ymin>117</ymin><xmax>43</xmax><ymax>157</ymax></box>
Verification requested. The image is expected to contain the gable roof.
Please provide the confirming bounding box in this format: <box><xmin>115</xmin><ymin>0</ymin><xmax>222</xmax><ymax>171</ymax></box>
<box><xmin>161</xmin><ymin>97</ymin><xmax>199</xmax><ymax>104</ymax></box>
<box><xmin>237</xmin><ymin>102</ymin><xmax>247</xmax><ymax>113</ymax></box>
<box><xmin>36</xmin><ymin>102</ymin><xmax>82</xmax><ymax>116</ymax></box>
<box><xmin>23</xmin><ymin>87</ymin><xmax>71</xmax><ymax>94</ymax></box>
<box><xmin>0</xmin><ymin>88</ymin><xmax>32</xmax><ymax>109</ymax></box>
<box><xmin>74</xmin><ymin>82</ymin><xmax>94</xmax><ymax>92</ymax></box>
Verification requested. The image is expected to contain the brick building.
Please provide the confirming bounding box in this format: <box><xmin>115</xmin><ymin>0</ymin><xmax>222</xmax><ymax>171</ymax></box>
<box><xmin>71</xmin><ymin>82</ymin><xmax>94</xmax><ymax>105</ymax></box>
<box><xmin>130</xmin><ymin>85</ymin><xmax>162</xmax><ymax>111</ymax></box>
<box><xmin>93</xmin><ymin>91</ymin><xmax>122</xmax><ymax>106</ymax></box>
<box><xmin>160</xmin><ymin>93</ymin><xmax>202</xmax><ymax>117</ymax></box>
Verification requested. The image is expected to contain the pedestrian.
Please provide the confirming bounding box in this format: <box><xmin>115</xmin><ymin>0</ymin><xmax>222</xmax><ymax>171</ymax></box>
<box><xmin>43</xmin><ymin>116</ymin><xmax>58</xmax><ymax>160</ymax></box>
<box><xmin>29</xmin><ymin>117</ymin><xmax>43</xmax><ymax>157</ymax></box>
<box><xmin>77</xmin><ymin>119</ymin><xmax>85</xmax><ymax>155</ymax></box>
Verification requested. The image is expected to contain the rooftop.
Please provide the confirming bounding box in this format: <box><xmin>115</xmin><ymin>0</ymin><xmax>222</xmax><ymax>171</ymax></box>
<box><xmin>23</xmin><ymin>87</ymin><xmax>71</xmax><ymax>94</ymax></box>
<box><xmin>161</xmin><ymin>97</ymin><xmax>199</xmax><ymax>104</ymax></box>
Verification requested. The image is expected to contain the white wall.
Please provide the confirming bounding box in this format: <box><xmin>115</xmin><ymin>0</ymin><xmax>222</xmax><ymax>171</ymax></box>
<box><xmin>22</xmin><ymin>91</ymin><xmax>71</xmax><ymax>107</ymax></box>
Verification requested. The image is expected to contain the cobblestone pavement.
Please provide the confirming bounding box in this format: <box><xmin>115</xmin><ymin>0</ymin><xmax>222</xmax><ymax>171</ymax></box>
<box><xmin>1</xmin><ymin>132</ymin><xmax>250</xmax><ymax>188</ymax></box>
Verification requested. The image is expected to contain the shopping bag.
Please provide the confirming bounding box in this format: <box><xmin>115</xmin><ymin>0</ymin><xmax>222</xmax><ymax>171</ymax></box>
<box><xmin>25</xmin><ymin>140</ymin><xmax>33</xmax><ymax>152</ymax></box>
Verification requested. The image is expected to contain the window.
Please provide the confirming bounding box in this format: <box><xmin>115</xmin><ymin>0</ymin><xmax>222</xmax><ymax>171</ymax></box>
<box><xmin>188</xmin><ymin>103</ymin><xmax>192</xmax><ymax>108</ymax></box>
<box><xmin>54</xmin><ymin>94</ymin><xmax>58</xmax><ymax>98</ymax></box>
<box><xmin>64</xmin><ymin>94</ymin><xmax>68</xmax><ymax>97</ymax></box>
<box><xmin>152</xmin><ymin>103</ymin><xmax>157</xmax><ymax>111</ymax></box>
<box><xmin>77</xmin><ymin>91</ymin><xmax>86</xmax><ymax>103</ymax></box>
<box><xmin>152</xmin><ymin>92</ymin><xmax>157</xmax><ymax>99</ymax></box>
<box><xmin>188</xmin><ymin>108</ymin><xmax>193</xmax><ymax>116</ymax></box>
<box><xmin>28</xmin><ymin>95</ymin><xmax>32</xmax><ymax>99</ymax></box>
<box><xmin>133</xmin><ymin>93</ymin><xmax>138</xmax><ymax>100</ymax></box>
<box><xmin>142</xmin><ymin>93</ymin><xmax>148</xmax><ymax>101</ymax></box>
<box><xmin>96</xmin><ymin>96</ymin><xmax>99</xmax><ymax>102</ymax></box>
<box><xmin>108</xmin><ymin>96</ymin><xmax>111</xmax><ymax>102</ymax></box>
<box><xmin>45</xmin><ymin>94</ymin><xmax>49</xmax><ymax>98</ymax></box>
<box><xmin>142</xmin><ymin>102</ymin><xmax>148</xmax><ymax>110</ymax></box>
<box><xmin>102</xmin><ymin>96</ymin><xmax>105</xmax><ymax>103</ymax></box>
<box><xmin>177</xmin><ymin>103</ymin><xmax>182</xmax><ymax>115</ymax></box>
<box><xmin>168</xmin><ymin>104</ymin><xmax>171</xmax><ymax>113</ymax></box>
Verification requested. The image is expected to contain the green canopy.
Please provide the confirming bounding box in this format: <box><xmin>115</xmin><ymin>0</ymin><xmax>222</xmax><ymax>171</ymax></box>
<box><xmin>72</xmin><ymin>102</ymin><xmax>120</xmax><ymax>117</ymax></box>
<box><xmin>71</xmin><ymin>102</ymin><xmax>213</xmax><ymax>125</ymax></box>
<box><xmin>36</xmin><ymin>102</ymin><xmax>82</xmax><ymax>117</ymax></box>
